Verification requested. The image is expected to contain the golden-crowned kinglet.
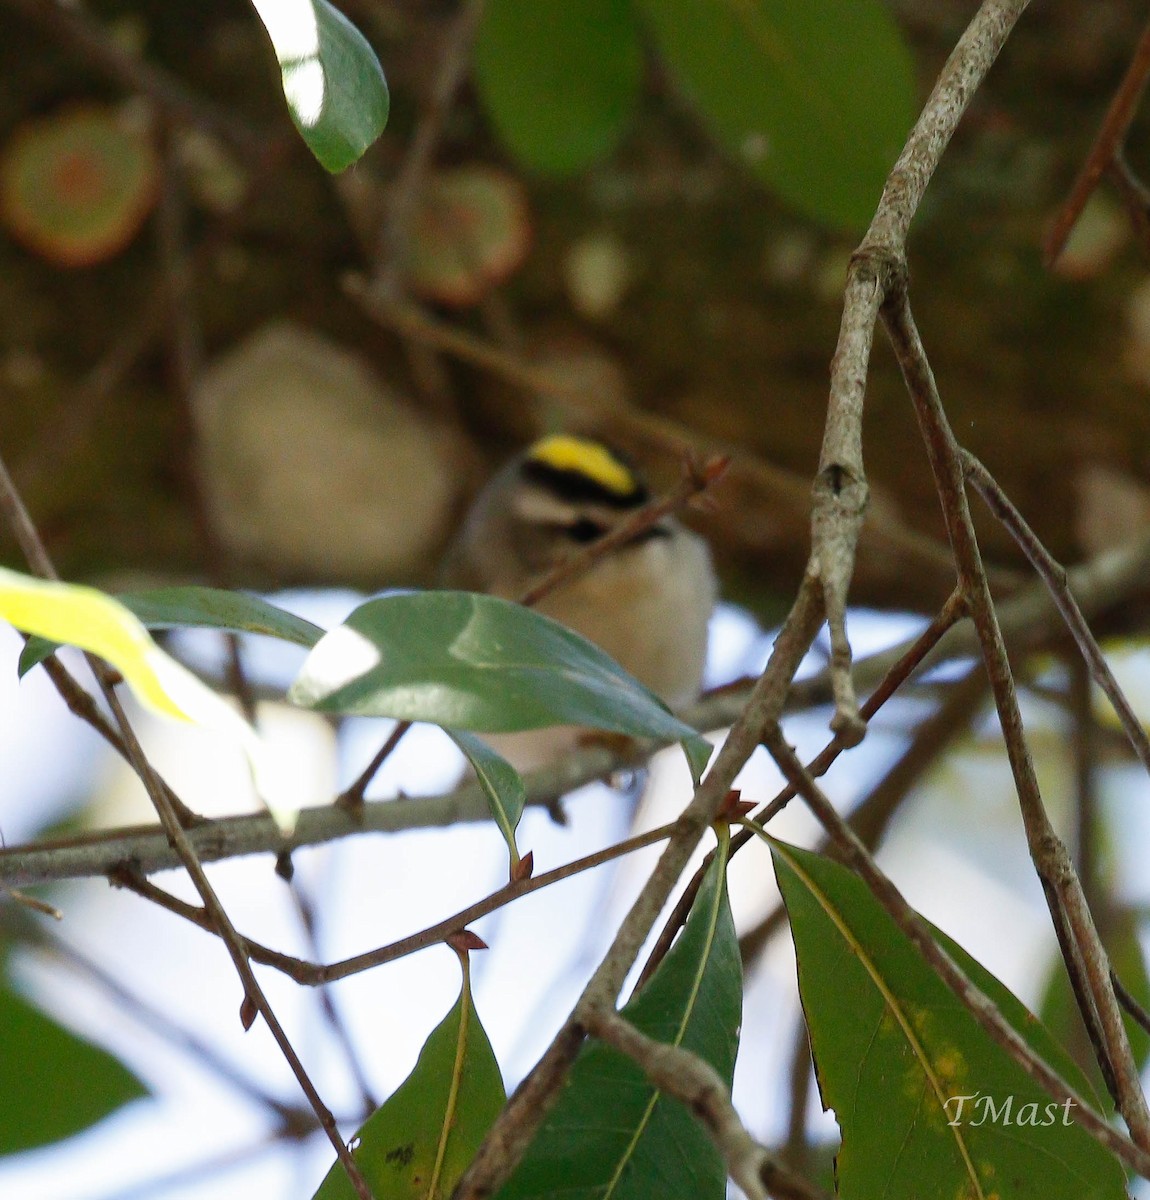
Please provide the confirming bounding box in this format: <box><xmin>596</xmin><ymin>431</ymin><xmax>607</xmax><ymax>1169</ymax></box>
<box><xmin>441</xmin><ymin>434</ymin><xmax>716</xmax><ymax>770</ymax></box>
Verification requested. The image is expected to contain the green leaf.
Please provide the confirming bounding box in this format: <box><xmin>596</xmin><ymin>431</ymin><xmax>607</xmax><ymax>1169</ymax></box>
<box><xmin>636</xmin><ymin>0</ymin><xmax>917</xmax><ymax>231</ymax></box>
<box><xmin>497</xmin><ymin>831</ymin><xmax>741</xmax><ymax>1199</ymax></box>
<box><xmin>251</xmin><ymin>0</ymin><xmax>389</xmax><ymax>173</ymax></box>
<box><xmin>449</xmin><ymin>731</ymin><xmax>527</xmax><ymax>873</ymax></box>
<box><xmin>312</xmin><ymin>958</ymin><xmax>505</xmax><ymax>1199</ymax></box>
<box><xmin>475</xmin><ymin>0</ymin><xmax>642</xmax><ymax>175</ymax></box>
<box><xmin>771</xmin><ymin>839</ymin><xmax>1127</xmax><ymax>1200</ymax></box>
<box><xmin>288</xmin><ymin>591</ymin><xmax>711</xmax><ymax>782</ymax></box>
<box><xmin>18</xmin><ymin>585</ymin><xmax>324</xmax><ymax>677</ymax></box>
<box><xmin>0</xmin><ymin>970</ymin><xmax>148</xmax><ymax>1153</ymax></box>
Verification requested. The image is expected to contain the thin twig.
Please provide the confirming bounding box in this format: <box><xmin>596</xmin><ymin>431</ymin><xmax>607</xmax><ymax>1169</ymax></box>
<box><xmin>113</xmin><ymin>822</ymin><xmax>679</xmax><ymax>986</ymax></box>
<box><xmin>762</xmin><ymin>729</ymin><xmax>1150</xmax><ymax>1179</ymax></box>
<box><xmin>636</xmin><ymin>588</ymin><xmax>968</xmax><ymax>990</ymax></box>
<box><xmin>518</xmin><ymin>453</ymin><xmax>729</xmax><ymax>607</ymax></box>
<box><xmin>1115</xmin><ymin>971</ymin><xmax>1150</xmax><ymax>1040</ymax></box>
<box><xmin>0</xmin><ymin>450</ymin><xmax>375</xmax><ymax>1200</ymax></box>
<box><xmin>781</xmin><ymin>1017</ymin><xmax>815</xmax><ymax>1180</ymax></box>
<box><xmin>1044</xmin><ymin>12</ymin><xmax>1150</xmax><ymax>267</ymax></box>
<box><xmin>4</xmin><ymin>906</ymin><xmax>309</xmax><ymax>1128</ymax></box>
<box><xmin>1106</xmin><ymin>149</ymin><xmax>1150</xmax><ymax>258</ymax></box>
<box><xmin>1051</xmin><ymin>651</ymin><xmax>1121</xmax><ymax>1098</ymax></box>
<box><xmin>739</xmin><ymin>662</ymin><xmax>990</xmax><ymax>969</ymax></box>
<box><xmin>883</xmin><ymin>286</ymin><xmax>1150</xmax><ymax>1149</ymax></box>
<box><xmin>760</xmin><ymin>588</ymin><xmax>968</xmax><ymax>825</ymax></box>
<box><xmin>287</xmin><ymin>877</ymin><xmax>378</xmax><ymax>1114</ymax></box>
<box><xmin>963</xmin><ymin>450</ymin><xmax>1150</xmax><ymax>780</ymax></box>
<box><xmin>585</xmin><ymin>1008</ymin><xmax>829</xmax><ymax>1200</ymax></box>
<box><xmin>338</xmin><ymin>719</ymin><xmax>413</xmax><ymax>808</ymax></box>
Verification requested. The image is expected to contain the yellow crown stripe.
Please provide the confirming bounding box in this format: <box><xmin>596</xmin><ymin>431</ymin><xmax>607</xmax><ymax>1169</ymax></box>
<box><xmin>528</xmin><ymin>435</ymin><xmax>636</xmax><ymax>497</ymax></box>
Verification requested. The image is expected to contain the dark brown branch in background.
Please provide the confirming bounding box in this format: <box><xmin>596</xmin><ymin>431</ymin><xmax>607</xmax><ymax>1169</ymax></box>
<box><xmin>1</xmin><ymin>0</ymin><xmax>266</xmax><ymax>160</ymax></box>
<box><xmin>1044</xmin><ymin>12</ymin><xmax>1150</xmax><ymax>266</ymax></box>
<box><xmin>373</xmin><ymin>0</ymin><xmax>486</xmax><ymax>288</ymax></box>
<box><xmin>346</xmin><ymin>280</ymin><xmax>978</xmax><ymax>592</ymax></box>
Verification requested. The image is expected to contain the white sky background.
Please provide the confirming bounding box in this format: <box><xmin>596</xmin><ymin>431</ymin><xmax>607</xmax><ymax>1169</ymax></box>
<box><xmin>0</xmin><ymin>595</ymin><xmax>1140</xmax><ymax>1200</ymax></box>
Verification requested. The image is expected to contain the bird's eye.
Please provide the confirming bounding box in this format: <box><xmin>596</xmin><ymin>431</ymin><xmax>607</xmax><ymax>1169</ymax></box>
<box><xmin>565</xmin><ymin>517</ymin><xmax>605</xmax><ymax>543</ymax></box>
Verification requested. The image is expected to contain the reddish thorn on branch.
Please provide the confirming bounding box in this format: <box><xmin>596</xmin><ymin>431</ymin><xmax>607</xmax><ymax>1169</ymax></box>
<box><xmin>447</xmin><ymin>930</ymin><xmax>488</xmax><ymax>954</ymax></box>
<box><xmin>511</xmin><ymin>851</ymin><xmax>535</xmax><ymax>883</ymax></box>
<box><xmin>239</xmin><ymin>994</ymin><xmax>259</xmax><ymax>1031</ymax></box>
<box><xmin>716</xmin><ymin>789</ymin><xmax>755</xmax><ymax>822</ymax></box>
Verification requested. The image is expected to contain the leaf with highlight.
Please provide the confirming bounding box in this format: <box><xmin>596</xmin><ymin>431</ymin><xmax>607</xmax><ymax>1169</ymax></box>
<box><xmin>18</xmin><ymin>585</ymin><xmax>323</xmax><ymax>677</ymax></box>
<box><xmin>288</xmin><ymin>591</ymin><xmax>711</xmax><ymax>782</ymax></box>
<box><xmin>251</xmin><ymin>0</ymin><xmax>389</xmax><ymax>172</ymax></box>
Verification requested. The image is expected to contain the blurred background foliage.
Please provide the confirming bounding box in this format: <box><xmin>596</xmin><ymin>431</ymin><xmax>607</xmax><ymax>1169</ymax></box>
<box><xmin>5</xmin><ymin>1</ymin><xmax>1150</xmax><ymax>1194</ymax></box>
<box><xmin>1</xmin><ymin>0</ymin><xmax>1148</xmax><ymax>626</ymax></box>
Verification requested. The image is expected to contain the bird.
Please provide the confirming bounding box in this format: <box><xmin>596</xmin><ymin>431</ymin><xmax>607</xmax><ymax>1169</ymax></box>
<box><xmin>440</xmin><ymin>433</ymin><xmax>716</xmax><ymax>771</ymax></box>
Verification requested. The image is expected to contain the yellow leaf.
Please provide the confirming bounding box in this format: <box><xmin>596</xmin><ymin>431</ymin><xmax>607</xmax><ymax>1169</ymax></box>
<box><xmin>0</xmin><ymin>568</ymin><xmax>296</xmax><ymax>831</ymax></box>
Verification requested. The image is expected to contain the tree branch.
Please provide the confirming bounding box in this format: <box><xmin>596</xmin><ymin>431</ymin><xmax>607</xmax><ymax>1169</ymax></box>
<box><xmin>585</xmin><ymin>1008</ymin><xmax>828</xmax><ymax>1200</ymax></box>
<box><xmin>451</xmin><ymin>576</ymin><xmax>828</xmax><ymax>1199</ymax></box>
<box><xmin>762</xmin><ymin>729</ymin><xmax>1150</xmax><ymax>1179</ymax></box>
<box><xmin>811</xmin><ymin>0</ymin><xmax>1032</xmax><ymax>739</ymax></box>
<box><xmin>882</xmin><ymin>284</ymin><xmax>1150</xmax><ymax>1150</ymax></box>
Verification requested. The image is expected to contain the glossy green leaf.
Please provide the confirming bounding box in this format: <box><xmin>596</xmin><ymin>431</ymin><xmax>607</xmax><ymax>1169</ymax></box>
<box><xmin>497</xmin><ymin>831</ymin><xmax>741</xmax><ymax>1200</ymax></box>
<box><xmin>771</xmin><ymin>840</ymin><xmax>1127</xmax><ymax>1200</ymax></box>
<box><xmin>449</xmin><ymin>730</ymin><xmax>526</xmax><ymax>872</ymax></box>
<box><xmin>19</xmin><ymin>585</ymin><xmax>324</xmax><ymax>677</ymax></box>
<box><xmin>312</xmin><ymin>958</ymin><xmax>505</xmax><ymax>1199</ymax></box>
<box><xmin>0</xmin><ymin>971</ymin><xmax>147</xmax><ymax>1153</ymax></box>
<box><xmin>251</xmin><ymin>0</ymin><xmax>389</xmax><ymax>173</ymax></box>
<box><xmin>288</xmin><ymin>591</ymin><xmax>711</xmax><ymax>781</ymax></box>
<box><xmin>475</xmin><ymin>0</ymin><xmax>642</xmax><ymax>175</ymax></box>
<box><xmin>636</xmin><ymin>0</ymin><xmax>917</xmax><ymax>231</ymax></box>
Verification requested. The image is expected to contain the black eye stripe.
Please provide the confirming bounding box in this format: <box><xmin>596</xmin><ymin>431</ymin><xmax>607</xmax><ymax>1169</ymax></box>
<box><xmin>565</xmin><ymin>517</ymin><xmax>606</xmax><ymax>543</ymax></box>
